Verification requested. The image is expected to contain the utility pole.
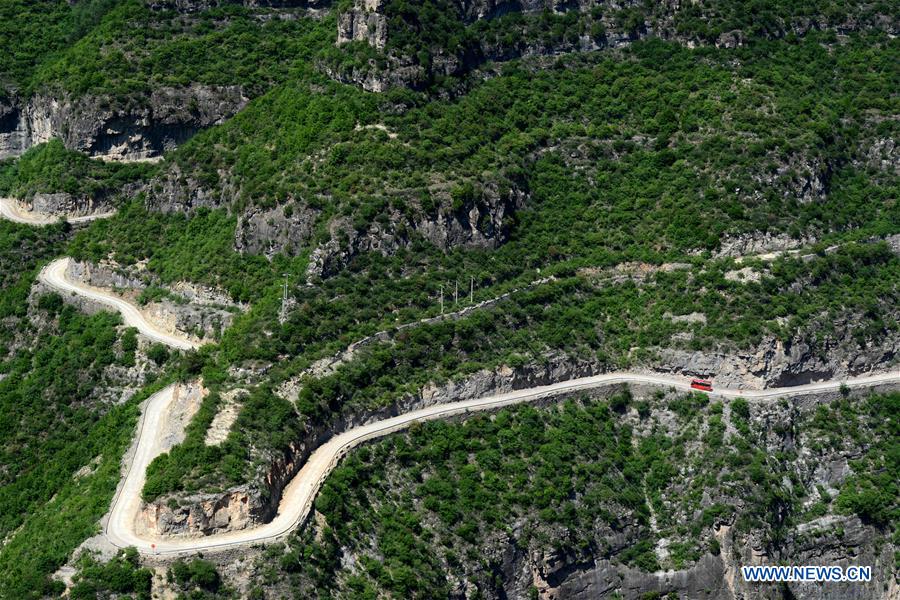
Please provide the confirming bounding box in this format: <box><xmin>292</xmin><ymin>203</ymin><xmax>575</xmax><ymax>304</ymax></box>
<box><xmin>439</xmin><ymin>285</ymin><xmax>444</xmax><ymax>314</ymax></box>
<box><xmin>279</xmin><ymin>273</ymin><xmax>289</xmax><ymax>324</ymax></box>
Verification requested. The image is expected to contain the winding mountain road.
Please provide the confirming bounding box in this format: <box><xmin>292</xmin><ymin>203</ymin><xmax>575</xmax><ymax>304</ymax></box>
<box><xmin>105</xmin><ymin>371</ymin><xmax>899</xmax><ymax>557</ymax></box>
<box><xmin>35</xmin><ymin>254</ymin><xmax>899</xmax><ymax>557</ymax></box>
<box><xmin>0</xmin><ymin>197</ymin><xmax>115</xmax><ymax>225</ymax></box>
<box><xmin>38</xmin><ymin>257</ymin><xmax>199</xmax><ymax>351</ymax></box>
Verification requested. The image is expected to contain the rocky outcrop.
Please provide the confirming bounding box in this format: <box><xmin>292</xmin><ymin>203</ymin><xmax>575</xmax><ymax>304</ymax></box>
<box><xmin>139</xmin><ymin>434</ymin><xmax>314</xmax><ymax>536</ymax></box>
<box><xmin>146</xmin><ymin>0</ymin><xmax>330</xmax><ymax>11</ymax></box>
<box><xmin>139</xmin><ymin>488</ymin><xmax>262</xmax><ymax>537</ymax></box>
<box><xmin>66</xmin><ymin>259</ymin><xmax>146</xmax><ymax>290</ymax></box>
<box><xmin>0</xmin><ymin>85</ymin><xmax>247</xmax><ymax>161</ymax></box>
<box><xmin>714</xmin><ymin>231</ymin><xmax>816</xmax><ymax>259</ymax></box>
<box><xmin>61</xmin><ymin>259</ymin><xmax>239</xmax><ymax>342</ymax></box>
<box><xmin>306</xmin><ymin>179</ymin><xmax>526</xmax><ymax>277</ymax></box>
<box><xmin>336</xmin><ymin>0</ymin><xmax>387</xmax><ymax>49</ymax></box>
<box><xmin>27</xmin><ymin>192</ymin><xmax>112</xmax><ymax>217</ymax></box>
<box><xmin>331</xmin><ymin>0</ymin><xmax>898</xmax><ymax>92</ymax></box>
<box><xmin>652</xmin><ymin>323</ymin><xmax>899</xmax><ymax>389</ymax></box>
<box><xmin>518</xmin><ymin>514</ymin><xmax>896</xmax><ymax>600</ymax></box>
<box><xmin>143</xmin><ymin>300</ymin><xmax>235</xmax><ymax>342</ymax></box>
<box><xmin>145</xmin><ymin>163</ymin><xmax>241</xmax><ymax>213</ymax></box>
<box><xmin>234</xmin><ymin>203</ymin><xmax>320</xmax><ymax>257</ymax></box>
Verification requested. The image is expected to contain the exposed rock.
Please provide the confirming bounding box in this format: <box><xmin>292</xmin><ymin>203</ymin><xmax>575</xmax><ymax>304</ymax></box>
<box><xmin>28</xmin><ymin>192</ymin><xmax>110</xmax><ymax>217</ymax></box>
<box><xmin>306</xmin><ymin>179</ymin><xmax>526</xmax><ymax>277</ymax></box>
<box><xmin>578</xmin><ymin>261</ymin><xmax>692</xmax><ymax>284</ymax></box>
<box><xmin>66</xmin><ymin>259</ymin><xmax>146</xmax><ymax>290</ymax></box>
<box><xmin>145</xmin><ymin>163</ymin><xmax>240</xmax><ymax>213</ymax></box>
<box><xmin>329</xmin><ymin>0</ymin><xmax>897</xmax><ymax>92</ymax></box>
<box><xmin>715</xmin><ymin>231</ymin><xmax>815</xmax><ymax>259</ymax></box>
<box><xmin>58</xmin><ymin>259</ymin><xmax>239</xmax><ymax>343</ymax></box>
<box><xmin>146</xmin><ymin>0</ymin><xmax>330</xmax><ymax>11</ymax></box>
<box><xmin>139</xmin><ymin>488</ymin><xmax>261</xmax><ymax>537</ymax></box>
<box><xmin>665</xmin><ymin>311</ymin><xmax>707</xmax><ymax>324</ymax></box>
<box><xmin>234</xmin><ymin>203</ymin><xmax>319</xmax><ymax>257</ymax></box>
<box><xmin>724</xmin><ymin>266</ymin><xmax>762</xmax><ymax>283</ymax></box>
<box><xmin>143</xmin><ymin>299</ymin><xmax>234</xmax><ymax>343</ymax></box>
<box><xmin>0</xmin><ymin>85</ymin><xmax>247</xmax><ymax>161</ymax></box>
<box><xmin>652</xmin><ymin>325</ymin><xmax>898</xmax><ymax>389</ymax></box>
<box><xmin>170</xmin><ymin>280</ymin><xmax>244</xmax><ymax>309</ymax></box>
<box><xmin>204</xmin><ymin>389</ymin><xmax>247</xmax><ymax>446</ymax></box>
<box><xmin>336</xmin><ymin>0</ymin><xmax>387</xmax><ymax>49</ymax></box>
<box><xmin>885</xmin><ymin>233</ymin><xmax>900</xmax><ymax>255</ymax></box>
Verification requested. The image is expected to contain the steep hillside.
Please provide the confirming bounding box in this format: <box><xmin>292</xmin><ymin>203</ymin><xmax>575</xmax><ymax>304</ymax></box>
<box><xmin>267</xmin><ymin>388</ymin><xmax>899</xmax><ymax>599</ymax></box>
<box><xmin>0</xmin><ymin>0</ymin><xmax>896</xmax><ymax>597</ymax></box>
<box><xmin>328</xmin><ymin>0</ymin><xmax>899</xmax><ymax>89</ymax></box>
<box><xmin>1</xmin><ymin>0</ymin><xmax>332</xmax><ymax>160</ymax></box>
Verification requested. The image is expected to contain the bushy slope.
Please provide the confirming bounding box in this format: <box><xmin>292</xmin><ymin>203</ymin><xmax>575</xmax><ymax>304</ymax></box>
<box><xmin>156</xmin><ymin>35</ymin><xmax>898</xmax><ymax>266</ymax></box>
<box><xmin>3</xmin><ymin>0</ymin><xmax>333</xmax><ymax>97</ymax></box>
<box><xmin>0</xmin><ymin>139</ymin><xmax>154</xmax><ymax>200</ymax></box>
<box><xmin>258</xmin><ymin>390</ymin><xmax>900</xmax><ymax>598</ymax></box>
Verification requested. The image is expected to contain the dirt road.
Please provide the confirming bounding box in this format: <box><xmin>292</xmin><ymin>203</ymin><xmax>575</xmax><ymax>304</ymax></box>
<box><xmin>38</xmin><ymin>257</ymin><xmax>198</xmax><ymax>351</ymax></box>
<box><xmin>105</xmin><ymin>370</ymin><xmax>899</xmax><ymax>556</ymax></box>
<box><xmin>38</xmin><ymin>251</ymin><xmax>897</xmax><ymax>557</ymax></box>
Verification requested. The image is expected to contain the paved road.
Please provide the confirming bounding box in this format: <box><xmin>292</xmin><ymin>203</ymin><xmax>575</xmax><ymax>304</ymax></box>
<box><xmin>105</xmin><ymin>370</ymin><xmax>899</xmax><ymax>556</ymax></box>
<box><xmin>0</xmin><ymin>197</ymin><xmax>115</xmax><ymax>225</ymax></box>
<box><xmin>38</xmin><ymin>257</ymin><xmax>199</xmax><ymax>351</ymax></box>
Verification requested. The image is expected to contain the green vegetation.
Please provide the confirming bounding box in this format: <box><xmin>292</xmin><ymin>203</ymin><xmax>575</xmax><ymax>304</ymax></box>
<box><xmin>3</xmin><ymin>0</ymin><xmax>334</xmax><ymax>97</ymax></box>
<box><xmin>0</xmin><ymin>0</ymin><xmax>120</xmax><ymax>90</ymax></box>
<box><xmin>0</xmin><ymin>139</ymin><xmax>154</xmax><ymax>200</ymax></box>
<box><xmin>260</xmin><ymin>391</ymin><xmax>899</xmax><ymax>597</ymax></box>
<box><xmin>140</xmin><ymin>237</ymin><xmax>899</xmax><ymax>499</ymax></box>
<box><xmin>343</xmin><ymin>0</ymin><xmax>896</xmax><ymax>81</ymax></box>
<box><xmin>0</xmin><ymin>219</ymin><xmax>167</xmax><ymax>597</ymax></box>
<box><xmin>0</xmin><ymin>297</ymin><xmax>119</xmax><ymax>537</ymax></box>
<box><xmin>70</xmin><ymin>548</ymin><xmax>152</xmax><ymax>600</ymax></box>
<box><xmin>69</xmin><ymin>550</ymin><xmax>233</xmax><ymax>600</ymax></box>
<box><xmin>0</xmin><ymin>0</ymin><xmax>896</xmax><ymax>592</ymax></box>
<box><xmin>68</xmin><ymin>202</ymin><xmax>296</xmax><ymax>302</ymax></box>
<box><xmin>814</xmin><ymin>394</ymin><xmax>899</xmax><ymax>527</ymax></box>
<box><xmin>169</xmin><ymin>558</ymin><xmax>226</xmax><ymax>597</ymax></box>
<box><xmin>171</xmin><ymin>35</ymin><xmax>898</xmax><ymax>262</ymax></box>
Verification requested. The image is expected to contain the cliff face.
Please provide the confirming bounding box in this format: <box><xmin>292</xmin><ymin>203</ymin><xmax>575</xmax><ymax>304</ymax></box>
<box><xmin>147</xmin><ymin>162</ymin><xmax>527</xmax><ymax>274</ymax></box>
<box><xmin>0</xmin><ymin>85</ymin><xmax>247</xmax><ymax>161</ymax></box>
<box><xmin>145</xmin><ymin>0</ymin><xmax>330</xmax><ymax>11</ymax></box>
<box><xmin>652</xmin><ymin>326</ymin><xmax>899</xmax><ymax>390</ymax></box>
<box><xmin>25</xmin><ymin>192</ymin><xmax>114</xmax><ymax>217</ymax></box>
<box><xmin>331</xmin><ymin>0</ymin><xmax>898</xmax><ymax>91</ymax></box>
<box><xmin>524</xmin><ymin>515</ymin><xmax>895</xmax><ymax>600</ymax></box>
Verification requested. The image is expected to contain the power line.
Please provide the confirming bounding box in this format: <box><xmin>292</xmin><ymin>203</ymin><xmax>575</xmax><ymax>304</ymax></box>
<box><xmin>279</xmin><ymin>273</ymin><xmax>289</xmax><ymax>324</ymax></box>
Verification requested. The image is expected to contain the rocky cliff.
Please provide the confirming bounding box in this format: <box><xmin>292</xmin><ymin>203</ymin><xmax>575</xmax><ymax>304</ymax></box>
<box><xmin>145</xmin><ymin>0</ymin><xmax>331</xmax><ymax>11</ymax></box>
<box><xmin>147</xmin><ymin>162</ymin><xmax>527</xmax><ymax>274</ymax></box>
<box><xmin>0</xmin><ymin>85</ymin><xmax>247</xmax><ymax>161</ymax></box>
<box><xmin>330</xmin><ymin>0</ymin><xmax>899</xmax><ymax>91</ymax></box>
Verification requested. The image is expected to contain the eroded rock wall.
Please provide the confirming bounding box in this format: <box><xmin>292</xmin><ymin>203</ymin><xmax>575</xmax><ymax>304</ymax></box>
<box><xmin>0</xmin><ymin>85</ymin><xmax>247</xmax><ymax>161</ymax></box>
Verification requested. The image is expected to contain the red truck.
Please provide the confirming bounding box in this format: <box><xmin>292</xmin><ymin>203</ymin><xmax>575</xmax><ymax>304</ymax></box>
<box><xmin>690</xmin><ymin>378</ymin><xmax>713</xmax><ymax>392</ymax></box>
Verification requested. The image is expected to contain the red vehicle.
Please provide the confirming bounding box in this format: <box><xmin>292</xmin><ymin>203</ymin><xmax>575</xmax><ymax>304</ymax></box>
<box><xmin>690</xmin><ymin>378</ymin><xmax>713</xmax><ymax>392</ymax></box>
